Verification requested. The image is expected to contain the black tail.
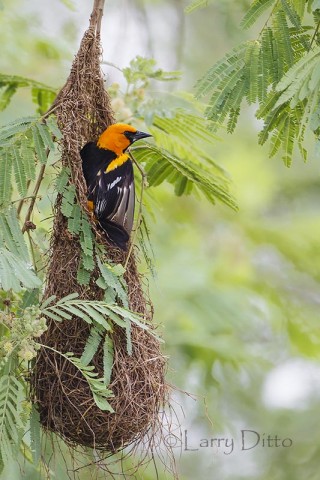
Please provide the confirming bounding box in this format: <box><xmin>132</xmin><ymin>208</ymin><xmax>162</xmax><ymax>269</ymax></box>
<box><xmin>98</xmin><ymin>218</ymin><xmax>129</xmax><ymax>250</ymax></box>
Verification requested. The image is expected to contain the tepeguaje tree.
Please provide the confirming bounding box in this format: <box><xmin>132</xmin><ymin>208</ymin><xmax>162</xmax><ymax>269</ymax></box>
<box><xmin>192</xmin><ymin>0</ymin><xmax>320</xmax><ymax>167</ymax></box>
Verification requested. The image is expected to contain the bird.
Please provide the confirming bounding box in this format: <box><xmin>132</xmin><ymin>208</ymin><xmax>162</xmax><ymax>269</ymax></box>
<box><xmin>80</xmin><ymin>123</ymin><xmax>152</xmax><ymax>250</ymax></box>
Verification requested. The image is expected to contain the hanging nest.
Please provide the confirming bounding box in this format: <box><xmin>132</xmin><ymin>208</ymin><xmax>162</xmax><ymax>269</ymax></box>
<box><xmin>30</xmin><ymin>7</ymin><xmax>168</xmax><ymax>455</ymax></box>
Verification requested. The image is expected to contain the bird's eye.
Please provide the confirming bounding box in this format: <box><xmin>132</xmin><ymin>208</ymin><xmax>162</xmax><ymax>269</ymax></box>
<box><xmin>123</xmin><ymin>131</ymin><xmax>135</xmax><ymax>141</ymax></box>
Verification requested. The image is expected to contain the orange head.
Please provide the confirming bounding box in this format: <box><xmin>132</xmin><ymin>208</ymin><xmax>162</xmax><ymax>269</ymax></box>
<box><xmin>97</xmin><ymin>123</ymin><xmax>151</xmax><ymax>156</ymax></box>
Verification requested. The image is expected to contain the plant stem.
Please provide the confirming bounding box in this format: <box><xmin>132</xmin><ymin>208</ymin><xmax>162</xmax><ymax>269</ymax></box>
<box><xmin>17</xmin><ymin>180</ymin><xmax>31</xmax><ymax>218</ymax></box>
<box><xmin>310</xmin><ymin>21</ymin><xmax>320</xmax><ymax>50</ymax></box>
<box><xmin>22</xmin><ymin>164</ymin><xmax>46</xmax><ymax>234</ymax></box>
<box><xmin>27</xmin><ymin>230</ymin><xmax>37</xmax><ymax>273</ymax></box>
<box><xmin>124</xmin><ymin>151</ymin><xmax>147</xmax><ymax>270</ymax></box>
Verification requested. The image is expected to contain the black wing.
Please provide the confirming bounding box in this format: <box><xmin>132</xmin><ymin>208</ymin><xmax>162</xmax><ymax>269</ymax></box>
<box><xmin>81</xmin><ymin>142</ymin><xmax>115</xmax><ymax>186</ymax></box>
<box><xmin>80</xmin><ymin>143</ymin><xmax>135</xmax><ymax>250</ymax></box>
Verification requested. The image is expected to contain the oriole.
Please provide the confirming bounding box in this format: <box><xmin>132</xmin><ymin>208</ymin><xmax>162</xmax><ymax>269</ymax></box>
<box><xmin>80</xmin><ymin>123</ymin><xmax>151</xmax><ymax>250</ymax></box>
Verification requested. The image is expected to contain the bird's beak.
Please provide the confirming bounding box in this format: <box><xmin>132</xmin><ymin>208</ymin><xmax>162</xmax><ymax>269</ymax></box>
<box><xmin>128</xmin><ymin>130</ymin><xmax>152</xmax><ymax>143</ymax></box>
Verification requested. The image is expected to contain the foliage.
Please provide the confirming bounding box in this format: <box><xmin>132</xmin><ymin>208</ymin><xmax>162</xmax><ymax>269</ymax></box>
<box><xmin>0</xmin><ymin>364</ymin><xmax>26</xmax><ymax>470</ymax></box>
<box><xmin>0</xmin><ymin>289</ymin><xmax>156</xmax><ymax>470</ymax></box>
<box><xmin>0</xmin><ymin>208</ymin><xmax>41</xmax><ymax>291</ymax></box>
<box><xmin>0</xmin><ymin>74</ymin><xmax>57</xmax><ymax>115</ymax></box>
<box><xmin>195</xmin><ymin>0</ymin><xmax>320</xmax><ymax>165</ymax></box>
<box><xmin>0</xmin><ymin>115</ymin><xmax>60</xmax><ymax>206</ymax></box>
<box><xmin>185</xmin><ymin>0</ymin><xmax>212</xmax><ymax>14</ymax></box>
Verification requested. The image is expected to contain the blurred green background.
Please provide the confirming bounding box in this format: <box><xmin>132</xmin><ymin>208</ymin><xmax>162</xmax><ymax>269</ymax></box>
<box><xmin>2</xmin><ymin>0</ymin><xmax>320</xmax><ymax>479</ymax></box>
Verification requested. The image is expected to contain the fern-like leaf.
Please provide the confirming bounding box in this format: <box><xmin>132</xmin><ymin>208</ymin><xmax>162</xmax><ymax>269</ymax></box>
<box><xmin>81</xmin><ymin>326</ymin><xmax>103</xmax><ymax>366</ymax></box>
<box><xmin>60</xmin><ymin>184</ymin><xmax>76</xmax><ymax>217</ymax></box>
<box><xmin>132</xmin><ymin>144</ymin><xmax>237</xmax><ymax>210</ymax></box>
<box><xmin>185</xmin><ymin>0</ymin><xmax>210</xmax><ymax>14</ymax></box>
<box><xmin>275</xmin><ymin>48</ymin><xmax>320</xmax><ymax>107</ymax></box>
<box><xmin>0</xmin><ymin>208</ymin><xmax>40</xmax><ymax>291</ymax></box>
<box><xmin>29</xmin><ymin>405</ymin><xmax>41</xmax><ymax>466</ymax></box>
<box><xmin>12</xmin><ymin>146</ymin><xmax>27</xmax><ymax>197</ymax></box>
<box><xmin>0</xmin><ymin>73</ymin><xmax>56</xmax><ymax>113</ymax></box>
<box><xmin>281</xmin><ymin>0</ymin><xmax>302</xmax><ymax>28</ymax></box>
<box><xmin>97</xmin><ymin>258</ymin><xmax>128</xmax><ymax>308</ymax></box>
<box><xmin>36</xmin><ymin>122</ymin><xmax>55</xmax><ymax>151</ymax></box>
<box><xmin>0</xmin><ymin>370</ymin><xmax>26</xmax><ymax>470</ymax></box>
<box><xmin>0</xmin><ymin>151</ymin><xmax>12</xmax><ymax>207</ymax></box>
<box><xmin>0</xmin><ymin>84</ymin><xmax>17</xmax><ymax>111</ymax></box>
<box><xmin>195</xmin><ymin>43</ymin><xmax>247</xmax><ymax>99</ymax></box>
<box><xmin>103</xmin><ymin>335</ymin><xmax>114</xmax><ymax>385</ymax></box>
<box><xmin>241</xmin><ymin>0</ymin><xmax>276</xmax><ymax>29</ymax></box>
<box><xmin>245</xmin><ymin>40</ymin><xmax>261</xmax><ymax>104</ymax></box>
<box><xmin>31</xmin><ymin>126</ymin><xmax>47</xmax><ymax>165</ymax></box>
<box><xmin>0</xmin><ymin>117</ymin><xmax>37</xmax><ymax>146</ymax></box>
<box><xmin>20</xmin><ymin>136</ymin><xmax>36</xmax><ymax>183</ymax></box>
<box><xmin>0</xmin><ymin>249</ymin><xmax>41</xmax><ymax>292</ymax></box>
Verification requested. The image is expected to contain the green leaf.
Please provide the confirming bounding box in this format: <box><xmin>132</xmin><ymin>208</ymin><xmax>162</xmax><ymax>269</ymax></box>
<box><xmin>36</xmin><ymin>122</ymin><xmax>55</xmax><ymax>151</ymax></box>
<box><xmin>61</xmin><ymin>184</ymin><xmax>76</xmax><ymax>217</ymax></box>
<box><xmin>275</xmin><ymin>48</ymin><xmax>320</xmax><ymax>107</ymax></box>
<box><xmin>44</xmin><ymin>347</ymin><xmax>114</xmax><ymax>413</ymax></box>
<box><xmin>241</xmin><ymin>0</ymin><xmax>276</xmax><ymax>30</ymax></box>
<box><xmin>58</xmin><ymin>304</ymin><xmax>92</xmax><ymax>324</ymax></box>
<box><xmin>80</xmin><ymin>215</ymin><xmax>93</xmax><ymax>255</ymax></box>
<box><xmin>47</xmin><ymin>306</ymin><xmax>72</xmax><ymax>320</ymax></box>
<box><xmin>281</xmin><ymin>0</ymin><xmax>302</xmax><ymax>28</ymax></box>
<box><xmin>68</xmin><ymin>205</ymin><xmax>82</xmax><ymax>233</ymax></box>
<box><xmin>81</xmin><ymin>326</ymin><xmax>102</xmax><ymax>366</ymax></box>
<box><xmin>40</xmin><ymin>295</ymin><xmax>57</xmax><ymax>309</ymax></box>
<box><xmin>12</xmin><ymin>146</ymin><xmax>27</xmax><ymax>197</ymax></box>
<box><xmin>92</xmin><ymin>393</ymin><xmax>114</xmax><ymax>412</ymax></box>
<box><xmin>245</xmin><ymin>40</ymin><xmax>261</xmax><ymax>104</ymax></box>
<box><xmin>77</xmin><ymin>265</ymin><xmax>91</xmax><ymax>286</ymax></box>
<box><xmin>195</xmin><ymin>43</ymin><xmax>247</xmax><ymax>99</ymax></box>
<box><xmin>29</xmin><ymin>405</ymin><xmax>41</xmax><ymax>466</ymax></box>
<box><xmin>3</xmin><ymin>207</ymin><xmax>29</xmax><ymax>261</ymax></box>
<box><xmin>0</xmin><ymin>84</ymin><xmax>17</xmax><ymax>111</ymax></box>
<box><xmin>31</xmin><ymin>88</ymin><xmax>56</xmax><ymax>115</ymax></box>
<box><xmin>81</xmin><ymin>252</ymin><xmax>95</xmax><ymax>272</ymax></box>
<box><xmin>185</xmin><ymin>0</ymin><xmax>209</xmax><ymax>14</ymax></box>
<box><xmin>55</xmin><ymin>167</ymin><xmax>71</xmax><ymax>193</ymax></box>
<box><xmin>32</xmin><ymin>126</ymin><xmax>47</xmax><ymax>165</ymax></box>
<box><xmin>45</xmin><ymin>115</ymin><xmax>62</xmax><ymax>140</ymax></box>
<box><xmin>0</xmin><ymin>117</ymin><xmax>36</xmax><ymax>145</ymax></box>
<box><xmin>0</xmin><ymin>208</ymin><xmax>37</xmax><ymax>291</ymax></box>
<box><xmin>0</xmin><ymin>151</ymin><xmax>12</xmax><ymax>206</ymax></box>
<box><xmin>133</xmin><ymin>144</ymin><xmax>237</xmax><ymax>210</ymax></box>
<box><xmin>0</xmin><ymin>369</ymin><xmax>26</xmax><ymax>470</ymax></box>
<box><xmin>56</xmin><ymin>292</ymin><xmax>79</xmax><ymax>304</ymax></box>
<box><xmin>20</xmin><ymin>136</ymin><xmax>36</xmax><ymax>182</ymax></box>
<box><xmin>97</xmin><ymin>258</ymin><xmax>128</xmax><ymax>308</ymax></box>
<box><xmin>103</xmin><ymin>335</ymin><xmax>114</xmax><ymax>385</ymax></box>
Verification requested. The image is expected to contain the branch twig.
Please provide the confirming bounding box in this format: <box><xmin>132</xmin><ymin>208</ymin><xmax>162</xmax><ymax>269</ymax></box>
<box><xmin>17</xmin><ymin>180</ymin><xmax>31</xmax><ymax>217</ymax></box>
<box><xmin>90</xmin><ymin>0</ymin><xmax>105</xmax><ymax>35</ymax></box>
<box><xmin>22</xmin><ymin>163</ymin><xmax>46</xmax><ymax>234</ymax></box>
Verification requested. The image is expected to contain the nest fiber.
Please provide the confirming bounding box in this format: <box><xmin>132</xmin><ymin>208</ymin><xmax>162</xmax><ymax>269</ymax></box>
<box><xmin>31</xmin><ymin>24</ymin><xmax>167</xmax><ymax>452</ymax></box>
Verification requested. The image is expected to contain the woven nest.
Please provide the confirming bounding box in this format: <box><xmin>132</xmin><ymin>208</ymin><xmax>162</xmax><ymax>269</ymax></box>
<box><xmin>30</xmin><ymin>19</ymin><xmax>168</xmax><ymax>454</ymax></box>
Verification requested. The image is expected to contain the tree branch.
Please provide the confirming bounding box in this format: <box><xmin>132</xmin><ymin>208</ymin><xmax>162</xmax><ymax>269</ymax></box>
<box><xmin>90</xmin><ymin>0</ymin><xmax>105</xmax><ymax>35</ymax></box>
